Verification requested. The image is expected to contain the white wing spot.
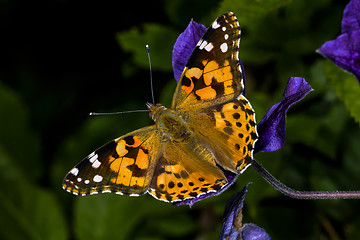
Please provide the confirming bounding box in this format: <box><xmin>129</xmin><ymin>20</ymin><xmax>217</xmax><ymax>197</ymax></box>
<box><xmin>204</xmin><ymin>42</ymin><xmax>214</xmax><ymax>52</ymax></box>
<box><xmin>84</xmin><ymin>179</ymin><xmax>90</xmax><ymax>184</ymax></box>
<box><xmin>88</xmin><ymin>153</ymin><xmax>98</xmax><ymax>163</ymax></box>
<box><xmin>77</xmin><ymin>177</ymin><xmax>82</xmax><ymax>182</ymax></box>
<box><xmin>224</xmin><ymin>34</ymin><xmax>229</xmax><ymax>40</ymax></box>
<box><xmin>212</xmin><ymin>20</ymin><xmax>220</xmax><ymax>29</ymax></box>
<box><xmin>70</xmin><ymin>168</ymin><xmax>79</xmax><ymax>176</ymax></box>
<box><xmin>92</xmin><ymin>159</ymin><xmax>101</xmax><ymax>169</ymax></box>
<box><xmin>199</xmin><ymin>40</ymin><xmax>207</xmax><ymax>50</ymax></box>
<box><xmin>222</xmin><ymin>26</ymin><xmax>226</xmax><ymax>31</ymax></box>
<box><xmin>220</xmin><ymin>43</ymin><xmax>228</xmax><ymax>53</ymax></box>
<box><xmin>93</xmin><ymin>175</ymin><xmax>103</xmax><ymax>183</ymax></box>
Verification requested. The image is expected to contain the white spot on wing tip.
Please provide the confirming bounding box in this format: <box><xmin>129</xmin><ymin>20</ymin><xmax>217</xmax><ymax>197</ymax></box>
<box><xmin>91</xmin><ymin>159</ymin><xmax>101</xmax><ymax>169</ymax></box>
<box><xmin>212</xmin><ymin>20</ymin><xmax>221</xmax><ymax>29</ymax></box>
<box><xmin>199</xmin><ymin>40</ymin><xmax>207</xmax><ymax>50</ymax></box>
<box><xmin>204</xmin><ymin>42</ymin><xmax>214</xmax><ymax>52</ymax></box>
<box><xmin>88</xmin><ymin>152</ymin><xmax>98</xmax><ymax>163</ymax></box>
<box><xmin>70</xmin><ymin>167</ymin><xmax>79</xmax><ymax>176</ymax></box>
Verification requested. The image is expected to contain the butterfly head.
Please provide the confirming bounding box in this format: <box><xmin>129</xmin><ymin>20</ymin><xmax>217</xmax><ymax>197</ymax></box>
<box><xmin>146</xmin><ymin>102</ymin><xmax>167</xmax><ymax>121</ymax></box>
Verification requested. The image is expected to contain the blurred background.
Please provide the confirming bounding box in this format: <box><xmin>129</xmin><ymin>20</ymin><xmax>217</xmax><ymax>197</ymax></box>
<box><xmin>1</xmin><ymin>0</ymin><xmax>360</xmax><ymax>239</ymax></box>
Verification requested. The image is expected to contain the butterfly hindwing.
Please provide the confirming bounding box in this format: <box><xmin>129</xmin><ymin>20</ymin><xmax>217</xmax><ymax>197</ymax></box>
<box><xmin>148</xmin><ymin>133</ymin><xmax>228</xmax><ymax>202</ymax></box>
<box><xmin>172</xmin><ymin>12</ymin><xmax>244</xmax><ymax>110</ymax></box>
<box><xmin>62</xmin><ymin>126</ymin><xmax>160</xmax><ymax>196</ymax></box>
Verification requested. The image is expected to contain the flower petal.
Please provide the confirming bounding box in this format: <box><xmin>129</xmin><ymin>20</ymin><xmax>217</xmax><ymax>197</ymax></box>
<box><xmin>219</xmin><ymin>183</ymin><xmax>271</xmax><ymax>240</ymax></box>
<box><xmin>254</xmin><ymin>77</ymin><xmax>313</xmax><ymax>153</ymax></box>
<box><xmin>317</xmin><ymin>30</ymin><xmax>360</xmax><ymax>82</ymax></box>
<box><xmin>219</xmin><ymin>184</ymin><xmax>249</xmax><ymax>238</ymax></box>
<box><xmin>241</xmin><ymin>223</ymin><xmax>271</xmax><ymax>240</ymax></box>
<box><xmin>172</xmin><ymin>20</ymin><xmax>207</xmax><ymax>82</ymax></box>
<box><xmin>317</xmin><ymin>0</ymin><xmax>360</xmax><ymax>83</ymax></box>
<box><xmin>341</xmin><ymin>0</ymin><xmax>360</xmax><ymax>33</ymax></box>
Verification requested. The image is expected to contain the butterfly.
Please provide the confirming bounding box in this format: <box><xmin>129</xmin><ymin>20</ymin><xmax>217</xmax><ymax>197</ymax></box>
<box><xmin>63</xmin><ymin>12</ymin><xmax>258</xmax><ymax>203</ymax></box>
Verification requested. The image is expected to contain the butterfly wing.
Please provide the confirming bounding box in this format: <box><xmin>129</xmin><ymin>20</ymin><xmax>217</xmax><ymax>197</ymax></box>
<box><xmin>62</xmin><ymin>126</ymin><xmax>161</xmax><ymax>196</ymax></box>
<box><xmin>172</xmin><ymin>12</ymin><xmax>244</xmax><ymax>110</ymax></box>
<box><xmin>148</xmin><ymin>133</ymin><xmax>228</xmax><ymax>203</ymax></box>
<box><xmin>62</xmin><ymin>124</ymin><xmax>229</xmax><ymax>203</ymax></box>
<box><xmin>187</xmin><ymin>96</ymin><xmax>258</xmax><ymax>174</ymax></box>
<box><xmin>171</xmin><ymin>12</ymin><xmax>258</xmax><ymax>174</ymax></box>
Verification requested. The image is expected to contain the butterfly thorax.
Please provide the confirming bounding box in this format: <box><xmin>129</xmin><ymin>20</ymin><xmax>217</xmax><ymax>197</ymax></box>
<box><xmin>146</xmin><ymin>102</ymin><xmax>191</xmax><ymax>142</ymax></box>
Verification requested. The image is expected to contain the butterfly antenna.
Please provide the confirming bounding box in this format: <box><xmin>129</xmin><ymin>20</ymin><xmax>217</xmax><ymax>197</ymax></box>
<box><xmin>146</xmin><ymin>44</ymin><xmax>155</xmax><ymax>104</ymax></box>
<box><xmin>89</xmin><ymin>109</ymin><xmax>149</xmax><ymax>116</ymax></box>
<box><xmin>89</xmin><ymin>45</ymin><xmax>155</xmax><ymax>117</ymax></box>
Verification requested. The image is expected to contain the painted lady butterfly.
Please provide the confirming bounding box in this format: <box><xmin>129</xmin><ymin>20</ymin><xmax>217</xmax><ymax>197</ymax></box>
<box><xmin>63</xmin><ymin>12</ymin><xmax>258</xmax><ymax>203</ymax></box>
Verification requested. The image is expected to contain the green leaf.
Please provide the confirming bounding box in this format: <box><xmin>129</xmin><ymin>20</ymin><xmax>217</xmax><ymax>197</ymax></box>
<box><xmin>214</xmin><ymin>0</ymin><xmax>292</xmax><ymax>27</ymax></box>
<box><xmin>323</xmin><ymin>61</ymin><xmax>360</xmax><ymax>124</ymax></box>
<box><xmin>116</xmin><ymin>23</ymin><xmax>178</xmax><ymax>72</ymax></box>
<box><xmin>74</xmin><ymin>195</ymin><xmax>180</xmax><ymax>240</ymax></box>
<box><xmin>163</xmin><ymin>0</ymin><xmax>219</xmax><ymax>26</ymax></box>
<box><xmin>0</xmin><ymin>82</ymin><xmax>41</xmax><ymax>180</ymax></box>
<box><xmin>0</xmin><ymin>146</ymin><xmax>68</xmax><ymax>240</ymax></box>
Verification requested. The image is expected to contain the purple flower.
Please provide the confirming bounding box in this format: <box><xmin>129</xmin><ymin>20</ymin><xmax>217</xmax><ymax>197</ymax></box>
<box><xmin>317</xmin><ymin>0</ymin><xmax>360</xmax><ymax>83</ymax></box>
<box><xmin>172</xmin><ymin>20</ymin><xmax>207</xmax><ymax>82</ymax></box>
<box><xmin>255</xmin><ymin>77</ymin><xmax>313</xmax><ymax>153</ymax></box>
<box><xmin>219</xmin><ymin>184</ymin><xmax>271</xmax><ymax>240</ymax></box>
<box><xmin>172</xmin><ymin>19</ymin><xmax>312</xmax><ymax>206</ymax></box>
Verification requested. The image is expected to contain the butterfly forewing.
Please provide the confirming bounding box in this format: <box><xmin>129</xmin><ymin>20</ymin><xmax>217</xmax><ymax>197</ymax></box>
<box><xmin>62</xmin><ymin>126</ymin><xmax>160</xmax><ymax>196</ymax></box>
<box><xmin>172</xmin><ymin>12</ymin><xmax>244</xmax><ymax>110</ymax></box>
